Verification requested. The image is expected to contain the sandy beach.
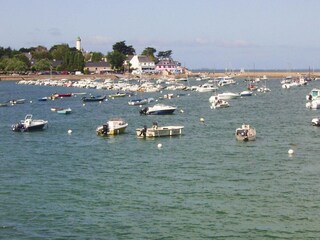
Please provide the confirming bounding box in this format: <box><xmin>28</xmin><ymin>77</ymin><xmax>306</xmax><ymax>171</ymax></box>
<box><xmin>1</xmin><ymin>71</ymin><xmax>320</xmax><ymax>81</ymax></box>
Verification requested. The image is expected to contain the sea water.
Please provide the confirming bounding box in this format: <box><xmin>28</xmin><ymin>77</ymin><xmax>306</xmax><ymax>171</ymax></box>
<box><xmin>1</xmin><ymin>79</ymin><xmax>320</xmax><ymax>239</ymax></box>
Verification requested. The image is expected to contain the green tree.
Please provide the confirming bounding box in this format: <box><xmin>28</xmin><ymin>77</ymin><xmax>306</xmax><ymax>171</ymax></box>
<box><xmin>141</xmin><ymin>47</ymin><xmax>157</xmax><ymax>62</ymax></box>
<box><xmin>33</xmin><ymin>59</ymin><xmax>51</xmax><ymax>71</ymax></box>
<box><xmin>14</xmin><ymin>53</ymin><xmax>31</xmax><ymax>68</ymax></box>
<box><xmin>31</xmin><ymin>45</ymin><xmax>52</xmax><ymax>61</ymax></box>
<box><xmin>4</xmin><ymin>58</ymin><xmax>28</xmax><ymax>72</ymax></box>
<box><xmin>113</xmin><ymin>41</ymin><xmax>135</xmax><ymax>55</ymax></box>
<box><xmin>50</xmin><ymin>44</ymin><xmax>70</xmax><ymax>60</ymax></box>
<box><xmin>91</xmin><ymin>52</ymin><xmax>104</xmax><ymax>62</ymax></box>
<box><xmin>107</xmin><ymin>50</ymin><xmax>126</xmax><ymax>72</ymax></box>
<box><xmin>157</xmin><ymin>50</ymin><xmax>172</xmax><ymax>59</ymax></box>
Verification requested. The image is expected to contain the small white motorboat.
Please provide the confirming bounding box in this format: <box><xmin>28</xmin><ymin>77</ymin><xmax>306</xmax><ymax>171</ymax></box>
<box><xmin>311</xmin><ymin>117</ymin><xmax>320</xmax><ymax>126</ymax></box>
<box><xmin>209</xmin><ymin>96</ymin><xmax>230</xmax><ymax>109</ymax></box>
<box><xmin>12</xmin><ymin>114</ymin><xmax>48</xmax><ymax>132</ymax></box>
<box><xmin>306</xmin><ymin>88</ymin><xmax>320</xmax><ymax>101</ymax></box>
<box><xmin>136</xmin><ymin>123</ymin><xmax>184</xmax><ymax>138</ymax></box>
<box><xmin>96</xmin><ymin>118</ymin><xmax>128</xmax><ymax>136</ymax></box>
<box><xmin>235</xmin><ymin>124</ymin><xmax>256</xmax><ymax>141</ymax></box>
<box><xmin>139</xmin><ymin>104</ymin><xmax>176</xmax><ymax>115</ymax></box>
<box><xmin>306</xmin><ymin>99</ymin><xmax>320</xmax><ymax>109</ymax></box>
<box><xmin>217</xmin><ymin>92</ymin><xmax>240</xmax><ymax>100</ymax></box>
<box><xmin>240</xmin><ymin>90</ymin><xmax>253</xmax><ymax>97</ymax></box>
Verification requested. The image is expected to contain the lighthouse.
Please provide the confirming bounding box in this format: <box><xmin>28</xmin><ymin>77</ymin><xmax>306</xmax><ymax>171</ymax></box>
<box><xmin>76</xmin><ymin>37</ymin><xmax>81</xmax><ymax>51</ymax></box>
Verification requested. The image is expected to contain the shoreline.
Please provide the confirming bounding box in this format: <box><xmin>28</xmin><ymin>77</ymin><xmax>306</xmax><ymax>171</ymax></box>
<box><xmin>1</xmin><ymin>71</ymin><xmax>319</xmax><ymax>81</ymax></box>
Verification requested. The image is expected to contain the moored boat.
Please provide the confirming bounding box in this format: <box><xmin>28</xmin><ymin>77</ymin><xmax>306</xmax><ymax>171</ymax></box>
<box><xmin>96</xmin><ymin>118</ymin><xmax>128</xmax><ymax>136</ymax></box>
<box><xmin>235</xmin><ymin>124</ymin><xmax>256</xmax><ymax>141</ymax></box>
<box><xmin>136</xmin><ymin>123</ymin><xmax>184</xmax><ymax>138</ymax></box>
<box><xmin>217</xmin><ymin>92</ymin><xmax>240</xmax><ymax>100</ymax></box>
<box><xmin>57</xmin><ymin>108</ymin><xmax>72</xmax><ymax>114</ymax></box>
<box><xmin>311</xmin><ymin>117</ymin><xmax>320</xmax><ymax>126</ymax></box>
<box><xmin>12</xmin><ymin>114</ymin><xmax>48</xmax><ymax>132</ymax></box>
<box><xmin>82</xmin><ymin>95</ymin><xmax>106</xmax><ymax>102</ymax></box>
<box><xmin>306</xmin><ymin>88</ymin><xmax>320</xmax><ymax>101</ymax></box>
<box><xmin>139</xmin><ymin>104</ymin><xmax>176</xmax><ymax>115</ymax></box>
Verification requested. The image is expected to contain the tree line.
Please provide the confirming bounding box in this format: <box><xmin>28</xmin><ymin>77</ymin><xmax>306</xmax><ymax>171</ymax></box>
<box><xmin>0</xmin><ymin>41</ymin><xmax>173</xmax><ymax>74</ymax></box>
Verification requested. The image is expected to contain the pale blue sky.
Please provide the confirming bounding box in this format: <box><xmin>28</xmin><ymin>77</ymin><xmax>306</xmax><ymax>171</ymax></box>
<box><xmin>1</xmin><ymin>0</ymin><xmax>320</xmax><ymax>70</ymax></box>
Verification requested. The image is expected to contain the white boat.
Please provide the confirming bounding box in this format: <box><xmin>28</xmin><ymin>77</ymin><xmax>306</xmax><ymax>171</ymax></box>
<box><xmin>196</xmin><ymin>83</ymin><xmax>218</xmax><ymax>92</ymax></box>
<box><xmin>217</xmin><ymin>92</ymin><xmax>240</xmax><ymax>100</ymax></box>
<box><xmin>128</xmin><ymin>98</ymin><xmax>148</xmax><ymax>106</ymax></box>
<box><xmin>216</xmin><ymin>76</ymin><xmax>236</xmax><ymax>86</ymax></box>
<box><xmin>210</xmin><ymin>99</ymin><xmax>230</xmax><ymax>109</ymax></box>
<box><xmin>306</xmin><ymin>88</ymin><xmax>320</xmax><ymax>101</ymax></box>
<box><xmin>240</xmin><ymin>90</ymin><xmax>253</xmax><ymax>97</ymax></box>
<box><xmin>311</xmin><ymin>117</ymin><xmax>320</xmax><ymax>126</ymax></box>
<box><xmin>136</xmin><ymin>123</ymin><xmax>184</xmax><ymax>138</ymax></box>
<box><xmin>306</xmin><ymin>99</ymin><xmax>320</xmax><ymax>109</ymax></box>
<box><xmin>96</xmin><ymin>118</ymin><xmax>128</xmax><ymax>136</ymax></box>
<box><xmin>235</xmin><ymin>124</ymin><xmax>256</xmax><ymax>141</ymax></box>
<box><xmin>12</xmin><ymin>114</ymin><xmax>48</xmax><ymax>132</ymax></box>
<box><xmin>57</xmin><ymin>108</ymin><xmax>72</xmax><ymax>114</ymax></box>
<box><xmin>139</xmin><ymin>104</ymin><xmax>176</xmax><ymax>115</ymax></box>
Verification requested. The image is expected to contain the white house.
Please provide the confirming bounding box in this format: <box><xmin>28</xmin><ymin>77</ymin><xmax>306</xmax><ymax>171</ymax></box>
<box><xmin>129</xmin><ymin>55</ymin><xmax>156</xmax><ymax>74</ymax></box>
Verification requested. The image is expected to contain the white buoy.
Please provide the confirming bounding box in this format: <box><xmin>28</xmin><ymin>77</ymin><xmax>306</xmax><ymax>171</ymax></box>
<box><xmin>180</xmin><ymin>109</ymin><xmax>184</xmax><ymax>113</ymax></box>
<box><xmin>157</xmin><ymin>143</ymin><xmax>162</xmax><ymax>149</ymax></box>
<box><xmin>68</xmin><ymin>129</ymin><xmax>72</xmax><ymax>134</ymax></box>
<box><xmin>83</xmin><ymin>103</ymin><xmax>85</xmax><ymax>106</ymax></box>
<box><xmin>30</xmin><ymin>100</ymin><xmax>33</xmax><ymax>103</ymax></box>
<box><xmin>200</xmin><ymin>117</ymin><xmax>205</xmax><ymax>123</ymax></box>
<box><xmin>288</xmin><ymin>149</ymin><xmax>294</xmax><ymax>155</ymax></box>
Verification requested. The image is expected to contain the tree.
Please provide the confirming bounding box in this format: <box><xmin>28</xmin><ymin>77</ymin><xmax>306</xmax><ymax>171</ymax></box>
<box><xmin>31</xmin><ymin>46</ymin><xmax>52</xmax><ymax>61</ymax></box>
<box><xmin>4</xmin><ymin>58</ymin><xmax>28</xmax><ymax>72</ymax></box>
<box><xmin>141</xmin><ymin>47</ymin><xmax>157</xmax><ymax>62</ymax></box>
<box><xmin>91</xmin><ymin>52</ymin><xmax>104</xmax><ymax>62</ymax></box>
<box><xmin>113</xmin><ymin>41</ymin><xmax>135</xmax><ymax>55</ymax></box>
<box><xmin>33</xmin><ymin>59</ymin><xmax>51</xmax><ymax>71</ymax></box>
<box><xmin>14</xmin><ymin>53</ymin><xmax>31</xmax><ymax>68</ymax></box>
<box><xmin>50</xmin><ymin>44</ymin><xmax>70</xmax><ymax>60</ymax></box>
<box><xmin>106</xmin><ymin>50</ymin><xmax>126</xmax><ymax>72</ymax></box>
<box><xmin>157</xmin><ymin>50</ymin><xmax>172</xmax><ymax>59</ymax></box>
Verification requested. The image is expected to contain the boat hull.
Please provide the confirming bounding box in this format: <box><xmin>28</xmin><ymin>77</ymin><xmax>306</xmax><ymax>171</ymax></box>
<box><xmin>235</xmin><ymin>124</ymin><xmax>256</xmax><ymax>141</ymax></box>
<box><xmin>136</xmin><ymin>126</ymin><xmax>184</xmax><ymax>137</ymax></box>
<box><xmin>96</xmin><ymin>120</ymin><xmax>128</xmax><ymax>136</ymax></box>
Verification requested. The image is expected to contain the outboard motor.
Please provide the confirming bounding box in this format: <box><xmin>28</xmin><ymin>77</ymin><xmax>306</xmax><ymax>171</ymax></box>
<box><xmin>139</xmin><ymin>107</ymin><xmax>149</xmax><ymax>115</ymax></box>
<box><xmin>12</xmin><ymin>123</ymin><xmax>25</xmax><ymax>132</ymax></box>
<box><xmin>139</xmin><ymin>125</ymin><xmax>147</xmax><ymax>137</ymax></box>
<box><xmin>102</xmin><ymin>124</ymin><xmax>109</xmax><ymax>134</ymax></box>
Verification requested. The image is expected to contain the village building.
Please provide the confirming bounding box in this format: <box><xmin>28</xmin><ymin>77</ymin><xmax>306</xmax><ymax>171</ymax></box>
<box><xmin>129</xmin><ymin>55</ymin><xmax>156</xmax><ymax>74</ymax></box>
<box><xmin>155</xmin><ymin>57</ymin><xmax>182</xmax><ymax>74</ymax></box>
<box><xmin>84</xmin><ymin>61</ymin><xmax>113</xmax><ymax>74</ymax></box>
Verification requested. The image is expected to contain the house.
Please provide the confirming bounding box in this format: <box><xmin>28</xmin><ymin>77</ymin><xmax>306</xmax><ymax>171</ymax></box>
<box><xmin>129</xmin><ymin>55</ymin><xmax>156</xmax><ymax>74</ymax></box>
<box><xmin>84</xmin><ymin>61</ymin><xmax>113</xmax><ymax>74</ymax></box>
<box><xmin>155</xmin><ymin>57</ymin><xmax>182</xmax><ymax>74</ymax></box>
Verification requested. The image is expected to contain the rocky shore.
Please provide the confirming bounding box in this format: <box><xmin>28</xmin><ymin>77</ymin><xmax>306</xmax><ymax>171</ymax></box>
<box><xmin>1</xmin><ymin>71</ymin><xmax>319</xmax><ymax>81</ymax></box>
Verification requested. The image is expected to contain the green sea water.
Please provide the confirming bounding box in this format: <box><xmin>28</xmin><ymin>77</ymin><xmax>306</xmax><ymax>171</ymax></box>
<box><xmin>1</xmin><ymin>79</ymin><xmax>320</xmax><ymax>239</ymax></box>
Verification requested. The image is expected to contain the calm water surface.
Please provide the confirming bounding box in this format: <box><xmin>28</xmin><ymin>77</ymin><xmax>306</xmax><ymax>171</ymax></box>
<box><xmin>1</xmin><ymin>79</ymin><xmax>320</xmax><ymax>239</ymax></box>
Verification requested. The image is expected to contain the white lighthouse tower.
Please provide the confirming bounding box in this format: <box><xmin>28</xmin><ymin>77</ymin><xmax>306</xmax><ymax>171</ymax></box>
<box><xmin>76</xmin><ymin>37</ymin><xmax>81</xmax><ymax>51</ymax></box>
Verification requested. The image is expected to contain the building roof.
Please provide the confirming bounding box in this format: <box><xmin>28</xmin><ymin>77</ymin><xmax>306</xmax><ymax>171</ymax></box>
<box><xmin>85</xmin><ymin>61</ymin><xmax>110</xmax><ymax>67</ymax></box>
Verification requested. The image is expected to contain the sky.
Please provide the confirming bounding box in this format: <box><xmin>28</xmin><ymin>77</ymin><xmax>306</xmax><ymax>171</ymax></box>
<box><xmin>1</xmin><ymin>0</ymin><xmax>320</xmax><ymax>70</ymax></box>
